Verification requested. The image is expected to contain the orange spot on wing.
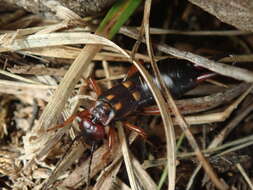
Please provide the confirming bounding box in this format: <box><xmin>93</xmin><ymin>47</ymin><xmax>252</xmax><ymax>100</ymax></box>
<box><xmin>122</xmin><ymin>81</ymin><xmax>133</xmax><ymax>88</ymax></box>
<box><xmin>113</xmin><ymin>102</ymin><xmax>122</xmax><ymax>110</ymax></box>
<box><xmin>132</xmin><ymin>91</ymin><xmax>141</xmax><ymax>101</ymax></box>
<box><xmin>106</xmin><ymin>94</ymin><xmax>115</xmax><ymax>100</ymax></box>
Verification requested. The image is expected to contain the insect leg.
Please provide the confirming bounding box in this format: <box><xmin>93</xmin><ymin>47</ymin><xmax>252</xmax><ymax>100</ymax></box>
<box><xmin>102</xmin><ymin>127</ymin><xmax>117</xmax><ymax>161</ymax></box>
<box><xmin>142</xmin><ymin>106</ymin><xmax>161</xmax><ymax>115</ymax></box>
<box><xmin>47</xmin><ymin>110</ymin><xmax>90</xmax><ymax>132</ymax></box>
<box><xmin>88</xmin><ymin>78</ymin><xmax>102</xmax><ymax>96</ymax></box>
<box><xmin>87</xmin><ymin>142</ymin><xmax>96</xmax><ymax>188</ymax></box>
<box><xmin>123</xmin><ymin>122</ymin><xmax>147</xmax><ymax>139</ymax></box>
<box><xmin>108</xmin><ymin>127</ymin><xmax>117</xmax><ymax>149</ymax></box>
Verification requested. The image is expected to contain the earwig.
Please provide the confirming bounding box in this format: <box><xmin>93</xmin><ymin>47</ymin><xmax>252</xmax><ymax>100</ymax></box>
<box><xmin>43</xmin><ymin>59</ymin><xmax>213</xmax><ymax>189</ymax></box>
<box><xmin>51</xmin><ymin>59</ymin><xmax>210</xmax><ymax>147</ymax></box>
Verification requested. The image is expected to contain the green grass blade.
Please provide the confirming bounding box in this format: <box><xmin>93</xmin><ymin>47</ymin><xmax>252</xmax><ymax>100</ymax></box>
<box><xmin>97</xmin><ymin>0</ymin><xmax>142</xmax><ymax>39</ymax></box>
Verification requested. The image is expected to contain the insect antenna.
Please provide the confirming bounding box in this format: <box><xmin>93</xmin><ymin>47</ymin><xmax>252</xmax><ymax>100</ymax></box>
<box><xmin>86</xmin><ymin>141</ymin><xmax>96</xmax><ymax>188</ymax></box>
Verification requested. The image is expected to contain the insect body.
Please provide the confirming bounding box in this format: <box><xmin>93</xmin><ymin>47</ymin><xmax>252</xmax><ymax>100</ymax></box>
<box><xmin>73</xmin><ymin>59</ymin><xmax>204</xmax><ymax>145</ymax></box>
<box><xmin>91</xmin><ymin>59</ymin><xmax>199</xmax><ymax>125</ymax></box>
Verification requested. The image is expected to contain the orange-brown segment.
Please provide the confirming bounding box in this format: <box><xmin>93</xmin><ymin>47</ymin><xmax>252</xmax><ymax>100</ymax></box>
<box><xmin>113</xmin><ymin>102</ymin><xmax>122</xmax><ymax>111</ymax></box>
<box><xmin>106</xmin><ymin>94</ymin><xmax>115</xmax><ymax>100</ymax></box>
<box><xmin>132</xmin><ymin>91</ymin><xmax>141</xmax><ymax>101</ymax></box>
<box><xmin>122</xmin><ymin>81</ymin><xmax>133</xmax><ymax>88</ymax></box>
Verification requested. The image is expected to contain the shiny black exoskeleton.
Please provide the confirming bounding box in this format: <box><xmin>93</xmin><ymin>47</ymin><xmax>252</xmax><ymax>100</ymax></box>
<box><xmin>90</xmin><ymin>59</ymin><xmax>200</xmax><ymax>126</ymax></box>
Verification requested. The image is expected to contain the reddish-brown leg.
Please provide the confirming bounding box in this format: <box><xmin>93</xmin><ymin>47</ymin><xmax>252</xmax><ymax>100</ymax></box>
<box><xmin>123</xmin><ymin>121</ymin><xmax>147</xmax><ymax>139</ymax></box>
<box><xmin>108</xmin><ymin>127</ymin><xmax>117</xmax><ymax>149</ymax></box>
<box><xmin>88</xmin><ymin>78</ymin><xmax>102</xmax><ymax>97</ymax></box>
<box><xmin>142</xmin><ymin>106</ymin><xmax>161</xmax><ymax>115</ymax></box>
<box><xmin>102</xmin><ymin>127</ymin><xmax>117</xmax><ymax>161</ymax></box>
<box><xmin>47</xmin><ymin>110</ymin><xmax>90</xmax><ymax>132</ymax></box>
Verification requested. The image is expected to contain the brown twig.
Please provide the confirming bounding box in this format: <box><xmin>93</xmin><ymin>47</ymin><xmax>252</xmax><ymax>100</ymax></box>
<box><xmin>143</xmin><ymin>83</ymin><xmax>249</xmax><ymax>115</ymax></box>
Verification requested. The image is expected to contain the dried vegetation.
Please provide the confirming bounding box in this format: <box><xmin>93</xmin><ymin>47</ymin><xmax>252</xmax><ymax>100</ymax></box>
<box><xmin>0</xmin><ymin>0</ymin><xmax>253</xmax><ymax>190</ymax></box>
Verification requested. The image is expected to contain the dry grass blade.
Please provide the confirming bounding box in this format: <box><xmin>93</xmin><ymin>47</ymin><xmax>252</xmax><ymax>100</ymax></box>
<box><xmin>0</xmin><ymin>32</ymin><xmax>119</xmax><ymax>52</ymax></box>
<box><xmin>236</xmin><ymin>163</ymin><xmax>253</xmax><ymax>190</ymax></box>
<box><xmin>132</xmin><ymin>156</ymin><xmax>157</xmax><ymax>189</ymax></box>
<box><xmin>221</xmin><ymin>54</ymin><xmax>253</xmax><ymax>63</ymax></box>
<box><xmin>21</xmin><ymin>46</ymin><xmax>153</xmax><ymax>62</ymax></box>
<box><xmin>117</xmin><ymin>122</ymin><xmax>139</xmax><ymax>190</ymax></box>
<box><xmin>143</xmin><ymin>1</ymin><xmax>176</xmax><ymax>189</ymax></box>
<box><xmin>0</xmin><ymin>69</ymin><xmax>40</xmax><ymax>84</ymax></box>
<box><xmin>124</xmin><ymin>26</ymin><xmax>253</xmax><ymax>36</ymax></box>
<box><xmin>186</xmin><ymin>165</ymin><xmax>202</xmax><ymax>190</ymax></box>
<box><xmin>0</xmin><ymin>79</ymin><xmax>55</xmax><ymax>90</ymax></box>
<box><xmin>93</xmin><ymin>161</ymin><xmax>123</xmax><ymax>190</ymax></box>
<box><xmin>178</xmin><ymin>134</ymin><xmax>253</xmax><ymax>159</ymax></box>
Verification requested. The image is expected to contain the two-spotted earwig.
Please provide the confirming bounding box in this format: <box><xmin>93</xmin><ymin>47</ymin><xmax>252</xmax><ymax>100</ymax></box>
<box><xmin>50</xmin><ymin>59</ymin><xmax>211</xmax><ymax>147</ymax></box>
